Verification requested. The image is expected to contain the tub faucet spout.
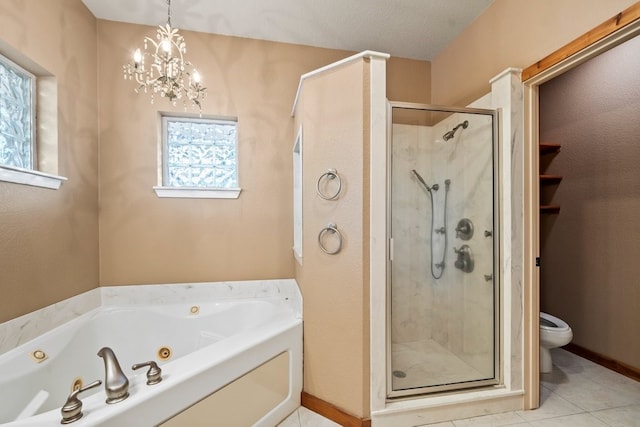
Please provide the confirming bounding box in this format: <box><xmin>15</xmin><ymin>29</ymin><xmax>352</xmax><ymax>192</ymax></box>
<box><xmin>97</xmin><ymin>347</ymin><xmax>129</xmax><ymax>404</ymax></box>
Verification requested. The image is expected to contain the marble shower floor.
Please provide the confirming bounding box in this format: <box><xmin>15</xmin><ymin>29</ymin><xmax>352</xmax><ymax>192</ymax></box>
<box><xmin>392</xmin><ymin>339</ymin><xmax>490</xmax><ymax>390</ymax></box>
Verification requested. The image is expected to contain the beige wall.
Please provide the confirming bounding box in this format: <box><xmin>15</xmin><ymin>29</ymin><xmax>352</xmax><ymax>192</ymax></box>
<box><xmin>387</xmin><ymin>56</ymin><xmax>431</xmax><ymax>103</ymax></box>
<box><xmin>0</xmin><ymin>3</ymin><xmax>429</xmax><ymax>322</ymax></box>
<box><xmin>431</xmin><ymin>0</ymin><xmax>638</xmax><ymax>106</ymax></box>
<box><xmin>294</xmin><ymin>60</ymin><xmax>370</xmax><ymax>418</ymax></box>
<box><xmin>97</xmin><ymin>21</ymin><xmax>349</xmax><ymax>285</ymax></box>
<box><xmin>539</xmin><ymin>34</ymin><xmax>640</xmax><ymax>369</ymax></box>
<box><xmin>0</xmin><ymin>0</ymin><xmax>99</xmax><ymax>323</ymax></box>
<box><xmin>97</xmin><ymin>21</ymin><xmax>430</xmax><ymax>286</ymax></box>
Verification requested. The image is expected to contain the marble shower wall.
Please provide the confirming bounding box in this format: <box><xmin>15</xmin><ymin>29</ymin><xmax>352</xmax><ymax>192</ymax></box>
<box><xmin>391</xmin><ymin>111</ymin><xmax>495</xmax><ymax>377</ymax></box>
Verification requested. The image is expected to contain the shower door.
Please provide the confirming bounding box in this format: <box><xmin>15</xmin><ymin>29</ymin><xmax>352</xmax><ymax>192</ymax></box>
<box><xmin>387</xmin><ymin>103</ymin><xmax>499</xmax><ymax>397</ymax></box>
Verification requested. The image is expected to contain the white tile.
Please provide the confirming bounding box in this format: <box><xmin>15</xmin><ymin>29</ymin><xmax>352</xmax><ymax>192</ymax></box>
<box><xmin>277</xmin><ymin>408</ymin><xmax>301</xmax><ymax>427</ymax></box>
<box><xmin>539</xmin><ymin>367</ymin><xmax>570</xmax><ymax>392</ymax></box>
<box><xmin>580</xmin><ymin>363</ymin><xmax>640</xmax><ymax>402</ymax></box>
<box><xmin>527</xmin><ymin>413</ymin><xmax>609</xmax><ymax>427</ymax></box>
<box><xmin>297</xmin><ymin>407</ymin><xmax>341</xmax><ymax>427</ymax></box>
<box><xmin>550</xmin><ymin>373</ymin><xmax>638</xmax><ymax>412</ymax></box>
<box><xmin>549</xmin><ymin>349</ymin><xmax>598</xmax><ymax>372</ymax></box>
<box><xmin>452</xmin><ymin>411</ymin><xmax>527</xmax><ymax>426</ymax></box>
<box><xmin>518</xmin><ymin>386</ymin><xmax>583</xmax><ymax>421</ymax></box>
<box><xmin>591</xmin><ymin>404</ymin><xmax>640</xmax><ymax>426</ymax></box>
<box><xmin>417</xmin><ymin>422</ymin><xmax>456</xmax><ymax>426</ymax></box>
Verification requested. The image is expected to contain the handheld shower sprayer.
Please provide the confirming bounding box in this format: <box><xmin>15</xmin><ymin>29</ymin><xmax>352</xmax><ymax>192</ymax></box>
<box><xmin>443</xmin><ymin>120</ymin><xmax>469</xmax><ymax>141</ymax></box>
<box><xmin>411</xmin><ymin>169</ymin><xmax>451</xmax><ymax>280</ymax></box>
<box><xmin>411</xmin><ymin>169</ymin><xmax>438</xmax><ymax>192</ymax></box>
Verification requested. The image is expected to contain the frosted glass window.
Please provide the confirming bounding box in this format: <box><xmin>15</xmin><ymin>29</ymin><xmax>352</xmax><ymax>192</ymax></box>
<box><xmin>162</xmin><ymin>116</ymin><xmax>238</xmax><ymax>188</ymax></box>
<box><xmin>0</xmin><ymin>55</ymin><xmax>35</xmax><ymax>169</ymax></box>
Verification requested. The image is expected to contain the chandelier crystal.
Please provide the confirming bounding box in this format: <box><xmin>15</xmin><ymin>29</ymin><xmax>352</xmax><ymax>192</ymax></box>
<box><xmin>123</xmin><ymin>0</ymin><xmax>206</xmax><ymax>110</ymax></box>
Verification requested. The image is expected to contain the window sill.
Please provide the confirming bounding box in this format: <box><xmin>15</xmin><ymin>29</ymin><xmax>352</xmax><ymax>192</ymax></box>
<box><xmin>153</xmin><ymin>186</ymin><xmax>242</xmax><ymax>199</ymax></box>
<box><xmin>0</xmin><ymin>165</ymin><xmax>67</xmax><ymax>189</ymax></box>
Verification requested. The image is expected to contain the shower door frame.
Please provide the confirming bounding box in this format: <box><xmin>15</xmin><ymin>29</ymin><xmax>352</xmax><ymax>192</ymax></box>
<box><xmin>385</xmin><ymin>101</ymin><xmax>502</xmax><ymax>399</ymax></box>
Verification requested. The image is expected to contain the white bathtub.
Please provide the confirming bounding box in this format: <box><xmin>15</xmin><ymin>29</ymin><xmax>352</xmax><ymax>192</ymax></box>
<box><xmin>0</xmin><ymin>280</ymin><xmax>302</xmax><ymax>426</ymax></box>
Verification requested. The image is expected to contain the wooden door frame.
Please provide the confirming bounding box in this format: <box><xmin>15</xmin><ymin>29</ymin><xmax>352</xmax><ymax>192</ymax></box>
<box><xmin>522</xmin><ymin>2</ymin><xmax>640</xmax><ymax>410</ymax></box>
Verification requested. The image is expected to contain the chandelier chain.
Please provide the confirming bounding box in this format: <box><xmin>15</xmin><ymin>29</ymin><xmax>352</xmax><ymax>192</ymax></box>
<box><xmin>167</xmin><ymin>0</ymin><xmax>171</xmax><ymax>27</ymax></box>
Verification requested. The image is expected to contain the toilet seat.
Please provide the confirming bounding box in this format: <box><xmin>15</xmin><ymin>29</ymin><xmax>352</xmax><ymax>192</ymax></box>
<box><xmin>540</xmin><ymin>312</ymin><xmax>570</xmax><ymax>332</ymax></box>
<box><xmin>539</xmin><ymin>312</ymin><xmax>572</xmax><ymax>373</ymax></box>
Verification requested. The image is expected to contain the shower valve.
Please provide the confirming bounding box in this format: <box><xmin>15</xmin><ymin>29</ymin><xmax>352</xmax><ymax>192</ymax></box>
<box><xmin>453</xmin><ymin>246</ymin><xmax>468</xmax><ymax>255</ymax></box>
<box><xmin>453</xmin><ymin>245</ymin><xmax>474</xmax><ymax>273</ymax></box>
<box><xmin>455</xmin><ymin>218</ymin><xmax>474</xmax><ymax>240</ymax></box>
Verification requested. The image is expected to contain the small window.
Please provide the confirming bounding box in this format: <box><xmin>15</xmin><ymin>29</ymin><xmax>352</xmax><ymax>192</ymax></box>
<box><xmin>0</xmin><ymin>54</ymin><xmax>35</xmax><ymax>169</ymax></box>
<box><xmin>154</xmin><ymin>115</ymin><xmax>240</xmax><ymax>199</ymax></box>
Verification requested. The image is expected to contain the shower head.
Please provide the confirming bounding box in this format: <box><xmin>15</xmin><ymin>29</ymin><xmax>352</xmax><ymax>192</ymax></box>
<box><xmin>443</xmin><ymin>120</ymin><xmax>469</xmax><ymax>141</ymax></box>
<box><xmin>411</xmin><ymin>169</ymin><xmax>437</xmax><ymax>192</ymax></box>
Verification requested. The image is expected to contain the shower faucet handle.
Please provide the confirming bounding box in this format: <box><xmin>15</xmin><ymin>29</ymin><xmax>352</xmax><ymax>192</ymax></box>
<box><xmin>132</xmin><ymin>361</ymin><xmax>162</xmax><ymax>385</ymax></box>
<box><xmin>453</xmin><ymin>245</ymin><xmax>474</xmax><ymax>273</ymax></box>
<box><xmin>455</xmin><ymin>218</ymin><xmax>474</xmax><ymax>240</ymax></box>
<box><xmin>456</xmin><ymin>224</ymin><xmax>470</xmax><ymax>233</ymax></box>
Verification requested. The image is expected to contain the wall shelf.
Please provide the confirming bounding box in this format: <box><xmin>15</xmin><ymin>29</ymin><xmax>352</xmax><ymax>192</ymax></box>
<box><xmin>540</xmin><ymin>174</ymin><xmax>563</xmax><ymax>184</ymax></box>
<box><xmin>539</xmin><ymin>142</ymin><xmax>562</xmax><ymax>214</ymax></box>
<box><xmin>539</xmin><ymin>142</ymin><xmax>561</xmax><ymax>155</ymax></box>
<box><xmin>540</xmin><ymin>205</ymin><xmax>561</xmax><ymax>214</ymax></box>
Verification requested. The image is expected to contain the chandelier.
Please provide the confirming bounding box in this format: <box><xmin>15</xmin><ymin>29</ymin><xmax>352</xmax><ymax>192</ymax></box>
<box><xmin>123</xmin><ymin>0</ymin><xmax>206</xmax><ymax>110</ymax></box>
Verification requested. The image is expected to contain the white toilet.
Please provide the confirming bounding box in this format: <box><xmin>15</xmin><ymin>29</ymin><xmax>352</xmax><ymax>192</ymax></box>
<box><xmin>539</xmin><ymin>312</ymin><xmax>573</xmax><ymax>373</ymax></box>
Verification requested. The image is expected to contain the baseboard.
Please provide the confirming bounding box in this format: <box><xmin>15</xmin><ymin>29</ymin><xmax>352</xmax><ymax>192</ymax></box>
<box><xmin>563</xmin><ymin>343</ymin><xmax>640</xmax><ymax>382</ymax></box>
<box><xmin>301</xmin><ymin>392</ymin><xmax>371</xmax><ymax>427</ymax></box>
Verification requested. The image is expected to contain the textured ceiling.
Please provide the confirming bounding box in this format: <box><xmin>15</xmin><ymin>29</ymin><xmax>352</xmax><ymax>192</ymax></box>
<box><xmin>81</xmin><ymin>0</ymin><xmax>493</xmax><ymax>60</ymax></box>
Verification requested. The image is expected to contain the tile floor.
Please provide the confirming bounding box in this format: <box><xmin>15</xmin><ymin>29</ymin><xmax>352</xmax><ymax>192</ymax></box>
<box><xmin>279</xmin><ymin>348</ymin><xmax>640</xmax><ymax>426</ymax></box>
<box><xmin>277</xmin><ymin>406</ymin><xmax>340</xmax><ymax>427</ymax></box>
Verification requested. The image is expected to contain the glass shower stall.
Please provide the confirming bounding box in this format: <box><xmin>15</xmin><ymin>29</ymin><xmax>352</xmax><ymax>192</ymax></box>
<box><xmin>387</xmin><ymin>103</ymin><xmax>500</xmax><ymax>398</ymax></box>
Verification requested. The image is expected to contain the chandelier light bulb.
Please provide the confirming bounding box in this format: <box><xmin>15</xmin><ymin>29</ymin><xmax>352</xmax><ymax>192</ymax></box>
<box><xmin>161</xmin><ymin>38</ymin><xmax>171</xmax><ymax>53</ymax></box>
<box><xmin>133</xmin><ymin>48</ymin><xmax>142</xmax><ymax>65</ymax></box>
<box><xmin>193</xmin><ymin>70</ymin><xmax>201</xmax><ymax>84</ymax></box>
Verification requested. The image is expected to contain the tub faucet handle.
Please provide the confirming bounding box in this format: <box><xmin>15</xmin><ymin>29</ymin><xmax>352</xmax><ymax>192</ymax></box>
<box><xmin>60</xmin><ymin>379</ymin><xmax>102</xmax><ymax>424</ymax></box>
<box><xmin>132</xmin><ymin>360</ymin><xmax>163</xmax><ymax>385</ymax></box>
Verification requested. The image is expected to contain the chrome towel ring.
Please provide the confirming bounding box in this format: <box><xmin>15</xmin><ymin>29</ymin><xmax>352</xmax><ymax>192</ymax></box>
<box><xmin>316</xmin><ymin>168</ymin><xmax>342</xmax><ymax>200</ymax></box>
<box><xmin>318</xmin><ymin>223</ymin><xmax>343</xmax><ymax>255</ymax></box>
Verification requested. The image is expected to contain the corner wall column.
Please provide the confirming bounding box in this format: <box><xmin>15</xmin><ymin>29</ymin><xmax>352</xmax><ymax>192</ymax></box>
<box><xmin>490</xmin><ymin>67</ymin><xmax>528</xmax><ymax>401</ymax></box>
